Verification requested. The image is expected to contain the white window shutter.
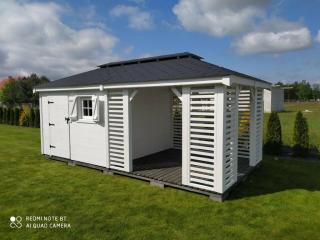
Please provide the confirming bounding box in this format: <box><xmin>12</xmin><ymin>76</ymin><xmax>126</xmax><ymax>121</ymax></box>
<box><xmin>92</xmin><ymin>95</ymin><xmax>99</xmax><ymax>121</ymax></box>
<box><xmin>69</xmin><ymin>96</ymin><xmax>78</xmax><ymax>120</ymax></box>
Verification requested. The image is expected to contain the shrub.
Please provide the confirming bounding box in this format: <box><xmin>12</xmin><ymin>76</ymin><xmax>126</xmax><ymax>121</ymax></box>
<box><xmin>34</xmin><ymin>108</ymin><xmax>40</xmax><ymax>128</ymax></box>
<box><xmin>6</xmin><ymin>108</ymin><xmax>10</xmax><ymax>124</ymax></box>
<box><xmin>19</xmin><ymin>104</ymin><xmax>31</xmax><ymax>127</ymax></box>
<box><xmin>14</xmin><ymin>108</ymin><xmax>20</xmax><ymax>125</ymax></box>
<box><xmin>3</xmin><ymin>108</ymin><xmax>7</xmax><ymax>124</ymax></box>
<box><xmin>264</xmin><ymin>112</ymin><xmax>282</xmax><ymax>155</ymax></box>
<box><xmin>0</xmin><ymin>107</ymin><xmax>3</xmax><ymax>124</ymax></box>
<box><xmin>9</xmin><ymin>108</ymin><xmax>14</xmax><ymax>125</ymax></box>
<box><xmin>293</xmin><ymin>111</ymin><xmax>309</xmax><ymax>156</ymax></box>
<box><xmin>29</xmin><ymin>108</ymin><xmax>35</xmax><ymax>127</ymax></box>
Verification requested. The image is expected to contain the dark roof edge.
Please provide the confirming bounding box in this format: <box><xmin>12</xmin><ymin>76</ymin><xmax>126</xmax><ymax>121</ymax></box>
<box><xmin>201</xmin><ymin>60</ymin><xmax>271</xmax><ymax>85</ymax></box>
<box><xmin>98</xmin><ymin>52</ymin><xmax>202</xmax><ymax>68</ymax></box>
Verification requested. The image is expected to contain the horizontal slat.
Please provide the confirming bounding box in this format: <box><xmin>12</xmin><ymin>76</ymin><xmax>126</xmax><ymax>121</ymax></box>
<box><xmin>190</xmin><ymin>128</ymin><xmax>214</xmax><ymax>134</ymax></box>
<box><xmin>190</xmin><ymin>177</ymin><xmax>213</xmax><ymax>185</ymax></box>
<box><xmin>110</xmin><ymin>152</ymin><xmax>124</xmax><ymax>158</ymax></box>
<box><xmin>190</xmin><ymin>172</ymin><xmax>214</xmax><ymax>180</ymax></box>
<box><xmin>110</xmin><ymin>148</ymin><xmax>124</xmax><ymax>154</ymax></box>
<box><xmin>190</xmin><ymin>150</ymin><xmax>214</xmax><ymax>157</ymax></box>
<box><xmin>190</xmin><ymin>118</ymin><xmax>214</xmax><ymax>122</ymax></box>
<box><xmin>190</xmin><ymin>166</ymin><xmax>214</xmax><ymax>174</ymax></box>
<box><xmin>190</xmin><ymin>123</ymin><xmax>214</xmax><ymax>128</ymax></box>
<box><xmin>190</xmin><ymin>134</ymin><xmax>214</xmax><ymax>140</ymax></box>
<box><xmin>109</xmin><ymin>143</ymin><xmax>124</xmax><ymax>149</ymax></box>
<box><xmin>190</xmin><ymin>112</ymin><xmax>214</xmax><ymax>116</ymax></box>
<box><xmin>190</xmin><ymin>139</ymin><xmax>214</xmax><ymax>145</ymax></box>
<box><xmin>190</xmin><ymin>101</ymin><xmax>214</xmax><ymax>105</ymax></box>
<box><xmin>190</xmin><ymin>144</ymin><xmax>213</xmax><ymax>151</ymax></box>
<box><xmin>190</xmin><ymin>160</ymin><xmax>214</xmax><ymax>168</ymax></box>
<box><xmin>188</xmin><ymin>182</ymin><xmax>214</xmax><ymax>191</ymax></box>
<box><xmin>190</xmin><ymin>155</ymin><xmax>213</xmax><ymax>162</ymax></box>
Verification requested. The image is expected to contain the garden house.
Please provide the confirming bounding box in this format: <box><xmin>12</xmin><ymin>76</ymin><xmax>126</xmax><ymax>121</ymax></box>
<box><xmin>34</xmin><ymin>52</ymin><xmax>271</xmax><ymax>200</ymax></box>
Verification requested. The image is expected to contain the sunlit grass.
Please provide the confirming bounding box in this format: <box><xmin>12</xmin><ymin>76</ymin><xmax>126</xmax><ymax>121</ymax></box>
<box><xmin>0</xmin><ymin>124</ymin><xmax>320</xmax><ymax>239</ymax></box>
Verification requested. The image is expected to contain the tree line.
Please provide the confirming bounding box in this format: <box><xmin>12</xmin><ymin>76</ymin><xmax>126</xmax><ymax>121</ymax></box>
<box><xmin>0</xmin><ymin>74</ymin><xmax>49</xmax><ymax>128</ymax></box>
<box><xmin>0</xmin><ymin>73</ymin><xmax>49</xmax><ymax>107</ymax></box>
<box><xmin>275</xmin><ymin>80</ymin><xmax>320</xmax><ymax>101</ymax></box>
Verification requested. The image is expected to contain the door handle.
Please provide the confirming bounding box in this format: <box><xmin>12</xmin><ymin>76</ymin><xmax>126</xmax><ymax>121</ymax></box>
<box><xmin>65</xmin><ymin>117</ymin><xmax>70</xmax><ymax>124</ymax></box>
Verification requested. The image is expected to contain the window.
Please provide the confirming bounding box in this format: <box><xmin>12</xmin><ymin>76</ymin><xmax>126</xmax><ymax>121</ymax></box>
<box><xmin>82</xmin><ymin>99</ymin><xmax>93</xmax><ymax>118</ymax></box>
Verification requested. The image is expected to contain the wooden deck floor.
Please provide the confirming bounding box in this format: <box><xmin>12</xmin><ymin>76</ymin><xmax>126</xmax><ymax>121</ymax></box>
<box><xmin>132</xmin><ymin>149</ymin><xmax>250</xmax><ymax>186</ymax></box>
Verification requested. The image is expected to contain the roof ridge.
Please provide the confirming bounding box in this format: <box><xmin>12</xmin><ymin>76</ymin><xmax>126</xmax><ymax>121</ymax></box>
<box><xmin>98</xmin><ymin>52</ymin><xmax>202</xmax><ymax>68</ymax></box>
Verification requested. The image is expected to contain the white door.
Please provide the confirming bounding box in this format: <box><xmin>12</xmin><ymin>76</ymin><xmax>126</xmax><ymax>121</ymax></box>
<box><xmin>47</xmin><ymin>95</ymin><xmax>70</xmax><ymax>159</ymax></box>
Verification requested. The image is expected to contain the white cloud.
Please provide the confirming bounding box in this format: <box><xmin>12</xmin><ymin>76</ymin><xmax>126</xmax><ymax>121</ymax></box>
<box><xmin>0</xmin><ymin>0</ymin><xmax>119</xmax><ymax>80</ymax></box>
<box><xmin>173</xmin><ymin>0</ymin><xmax>312</xmax><ymax>54</ymax></box>
<box><xmin>110</xmin><ymin>5</ymin><xmax>154</xmax><ymax>30</ymax></box>
<box><xmin>173</xmin><ymin>0</ymin><xmax>269</xmax><ymax>37</ymax></box>
<box><xmin>317</xmin><ymin>30</ymin><xmax>320</xmax><ymax>43</ymax></box>
<box><xmin>233</xmin><ymin>19</ymin><xmax>312</xmax><ymax>54</ymax></box>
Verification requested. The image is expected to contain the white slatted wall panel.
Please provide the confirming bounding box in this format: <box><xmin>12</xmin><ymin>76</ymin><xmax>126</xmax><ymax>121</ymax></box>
<box><xmin>187</xmin><ymin>86</ymin><xmax>216</xmax><ymax>191</ymax></box>
<box><xmin>223</xmin><ymin>87</ymin><xmax>238</xmax><ymax>190</ymax></box>
<box><xmin>107</xmin><ymin>90</ymin><xmax>126</xmax><ymax>171</ymax></box>
<box><xmin>254</xmin><ymin>88</ymin><xmax>263</xmax><ymax>164</ymax></box>
<box><xmin>172</xmin><ymin>95</ymin><xmax>182</xmax><ymax>149</ymax></box>
<box><xmin>238</xmin><ymin>89</ymin><xmax>251</xmax><ymax>160</ymax></box>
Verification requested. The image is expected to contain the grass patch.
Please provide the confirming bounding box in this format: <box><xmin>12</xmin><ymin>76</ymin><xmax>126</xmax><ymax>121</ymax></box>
<box><xmin>1</xmin><ymin>124</ymin><xmax>320</xmax><ymax>239</ymax></box>
<box><xmin>264</xmin><ymin>102</ymin><xmax>320</xmax><ymax>149</ymax></box>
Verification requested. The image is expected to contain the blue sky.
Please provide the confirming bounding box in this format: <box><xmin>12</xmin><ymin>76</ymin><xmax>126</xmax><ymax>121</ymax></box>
<box><xmin>0</xmin><ymin>0</ymin><xmax>320</xmax><ymax>84</ymax></box>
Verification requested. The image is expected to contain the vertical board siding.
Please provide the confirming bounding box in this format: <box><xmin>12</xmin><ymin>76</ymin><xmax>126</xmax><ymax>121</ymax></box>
<box><xmin>186</xmin><ymin>86</ymin><xmax>216</xmax><ymax>192</ymax></box>
<box><xmin>172</xmin><ymin>95</ymin><xmax>182</xmax><ymax>149</ymax></box>
<box><xmin>107</xmin><ymin>90</ymin><xmax>126</xmax><ymax>171</ymax></box>
<box><xmin>238</xmin><ymin>88</ymin><xmax>251</xmax><ymax>160</ymax></box>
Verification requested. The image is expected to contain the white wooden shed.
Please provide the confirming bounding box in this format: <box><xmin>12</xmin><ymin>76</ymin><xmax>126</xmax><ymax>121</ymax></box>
<box><xmin>35</xmin><ymin>52</ymin><xmax>271</xmax><ymax>200</ymax></box>
<box><xmin>263</xmin><ymin>87</ymin><xmax>284</xmax><ymax>113</ymax></box>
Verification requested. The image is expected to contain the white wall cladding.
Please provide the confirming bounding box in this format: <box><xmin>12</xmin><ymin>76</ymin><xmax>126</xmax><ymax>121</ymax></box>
<box><xmin>238</xmin><ymin>88</ymin><xmax>251</xmax><ymax>160</ymax></box>
<box><xmin>250</xmin><ymin>88</ymin><xmax>263</xmax><ymax>165</ymax></box>
<box><xmin>172</xmin><ymin>95</ymin><xmax>182</xmax><ymax>149</ymax></box>
<box><xmin>107</xmin><ymin>89</ymin><xmax>131</xmax><ymax>171</ymax></box>
<box><xmin>223</xmin><ymin>87</ymin><xmax>238</xmax><ymax>190</ymax></box>
<box><xmin>182</xmin><ymin>86</ymin><xmax>216</xmax><ymax>192</ymax></box>
<box><xmin>182</xmin><ymin>85</ymin><xmax>239</xmax><ymax>193</ymax></box>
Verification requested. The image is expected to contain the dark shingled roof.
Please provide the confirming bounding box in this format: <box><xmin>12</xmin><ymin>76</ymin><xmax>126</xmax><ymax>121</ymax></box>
<box><xmin>37</xmin><ymin>52</ymin><xmax>269</xmax><ymax>89</ymax></box>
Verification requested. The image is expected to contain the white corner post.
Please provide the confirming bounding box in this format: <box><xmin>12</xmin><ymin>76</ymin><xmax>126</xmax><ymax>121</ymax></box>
<box><xmin>213</xmin><ymin>86</ymin><xmax>226</xmax><ymax>194</ymax></box>
<box><xmin>249</xmin><ymin>87</ymin><xmax>263</xmax><ymax>166</ymax></box>
<box><xmin>104</xmin><ymin>91</ymin><xmax>110</xmax><ymax>168</ymax></box>
<box><xmin>123</xmin><ymin>89</ymin><xmax>133</xmax><ymax>172</ymax></box>
<box><xmin>249</xmin><ymin>87</ymin><xmax>256</xmax><ymax>166</ymax></box>
<box><xmin>181</xmin><ymin>86</ymin><xmax>190</xmax><ymax>186</ymax></box>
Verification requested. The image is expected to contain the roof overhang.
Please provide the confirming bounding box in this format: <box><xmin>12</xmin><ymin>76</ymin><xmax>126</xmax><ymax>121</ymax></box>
<box><xmin>34</xmin><ymin>75</ymin><xmax>271</xmax><ymax>93</ymax></box>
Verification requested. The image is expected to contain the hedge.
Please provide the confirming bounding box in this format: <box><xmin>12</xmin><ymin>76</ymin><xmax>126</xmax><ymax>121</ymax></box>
<box><xmin>0</xmin><ymin>107</ymin><xmax>40</xmax><ymax>128</ymax></box>
<box><xmin>0</xmin><ymin>107</ymin><xmax>3</xmax><ymax>124</ymax></box>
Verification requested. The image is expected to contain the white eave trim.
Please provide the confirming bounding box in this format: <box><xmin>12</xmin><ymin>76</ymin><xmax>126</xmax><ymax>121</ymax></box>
<box><xmin>34</xmin><ymin>77</ymin><xmax>229</xmax><ymax>92</ymax></box>
<box><xmin>33</xmin><ymin>75</ymin><xmax>271</xmax><ymax>93</ymax></box>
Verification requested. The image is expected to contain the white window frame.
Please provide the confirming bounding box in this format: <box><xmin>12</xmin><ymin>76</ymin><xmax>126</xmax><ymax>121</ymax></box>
<box><xmin>80</xmin><ymin>97</ymin><xmax>93</xmax><ymax>120</ymax></box>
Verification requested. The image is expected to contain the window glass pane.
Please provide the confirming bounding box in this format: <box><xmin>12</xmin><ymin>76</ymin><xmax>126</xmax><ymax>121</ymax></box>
<box><xmin>84</xmin><ymin>108</ymin><xmax>88</xmax><ymax>116</ymax></box>
<box><xmin>88</xmin><ymin>100</ymin><xmax>92</xmax><ymax>108</ymax></box>
<box><xmin>83</xmin><ymin>100</ymin><xmax>88</xmax><ymax>107</ymax></box>
<box><xmin>89</xmin><ymin>109</ymin><xmax>93</xmax><ymax>116</ymax></box>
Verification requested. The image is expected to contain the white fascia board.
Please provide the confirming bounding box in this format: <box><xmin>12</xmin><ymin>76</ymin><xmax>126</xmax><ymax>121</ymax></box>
<box><xmin>103</xmin><ymin>77</ymin><xmax>229</xmax><ymax>89</ymax></box>
<box><xmin>34</xmin><ymin>77</ymin><xmax>230</xmax><ymax>93</ymax></box>
<box><xmin>34</xmin><ymin>85</ymin><xmax>101</xmax><ymax>93</ymax></box>
<box><xmin>230</xmin><ymin>75</ymin><xmax>271</xmax><ymax>89</ymax></box>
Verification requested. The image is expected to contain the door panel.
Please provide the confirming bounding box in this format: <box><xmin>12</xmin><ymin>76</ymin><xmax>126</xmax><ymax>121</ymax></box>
<box><xmin>48</xmin><ymin>95</ymin><xmax>70</xmax><ymax>159</ymax></box>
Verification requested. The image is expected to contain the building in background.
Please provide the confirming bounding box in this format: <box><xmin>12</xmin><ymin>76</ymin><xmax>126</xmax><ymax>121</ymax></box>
<box><xmin>264</xmin><ymin>86</ymin><xmax>284</xmax><ymax>113</ymax></box>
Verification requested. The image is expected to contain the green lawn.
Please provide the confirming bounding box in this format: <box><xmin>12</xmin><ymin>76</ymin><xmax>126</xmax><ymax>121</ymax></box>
<box><xmin>1</xmin><ymin>124</ymin><xmax>320</xmax><ymax>239</ymax></box>
<box><xmin>264</xmin><ymin>102</ymin><xmax>320</xmax><ymax>149</ymax></box>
